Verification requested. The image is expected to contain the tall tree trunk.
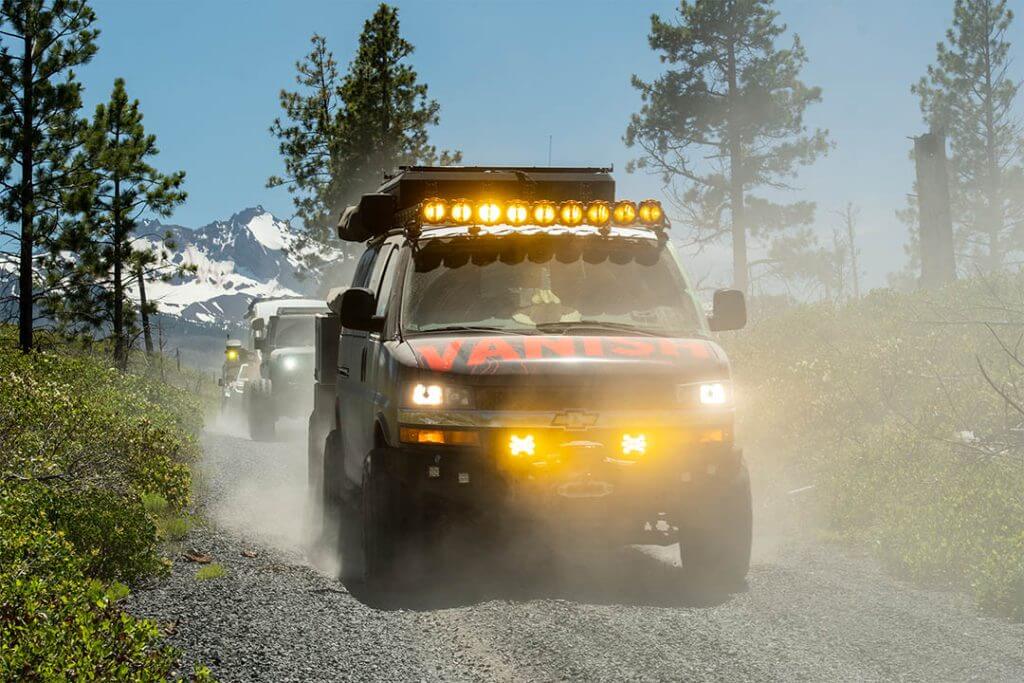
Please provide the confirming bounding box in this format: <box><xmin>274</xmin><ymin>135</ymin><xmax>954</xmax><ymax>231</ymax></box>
<box><xmin>981</xmin><ymin>2</ymin><xmax>1003</xmax><ymax>272</ymax></box>
<box><xmin>726</xmin><ymin>36</ymin><xmax>748</xmax><ymax>293</ymax></box>
<box><xmin>113</xmin><ymin>179</ymin><xmax>125</xmax><ymax>370</ymax></box>
<box><xmin>18</xmin><ymin>32</ymin><xmax>34</xmax><ymax>353</ymax></box>
<box><xmin>137</xmin><ymin>263</ymin><xmax>154</xmax><ymax>356</ymax></box>
<box><xmin>380</xmin><ymin>47</ymin><xmax>390</xmax><ymax>165</ymax></box>
<box><xmin>846</xmin><ymin>203</ymin><xmax>861</xmax><ymax>299</ymax></box>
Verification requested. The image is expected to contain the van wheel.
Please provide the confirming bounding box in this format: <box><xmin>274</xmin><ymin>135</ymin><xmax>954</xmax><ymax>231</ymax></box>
<box><xmin>307</xmin><ymin>413</ymin><xmax>327</xmax><ymax>497</ymax></box>
<box><xmin>246</xmin><ymin>380</ymin><xmax>275</xmax><ymax>441</ymax></box>
<box><xmin>319</xmin><ymin>430</ymin><xmax>347</xmax><ymax>572</ymax></box>
<box><xmin>361</xmin><ymin>449</ymin><xmax>403</xmax><ymax>587</ymax></box>
<box><xmin>678</xmin><ymin>460</ymin><xmax>752</xmax><ymax>587</ymax></box>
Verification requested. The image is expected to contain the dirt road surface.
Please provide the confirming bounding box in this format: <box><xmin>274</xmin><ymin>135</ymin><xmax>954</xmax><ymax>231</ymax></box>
<box><xmin>127</xmin><ymin>420</ymin><xmax>1024</xmax><ymax>682</ymax></box>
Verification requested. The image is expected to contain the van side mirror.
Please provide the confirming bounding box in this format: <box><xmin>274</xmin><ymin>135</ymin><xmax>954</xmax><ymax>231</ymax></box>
<box><xmin>326</xmin><ymin>287</ymin><xmax>348</xmax><ymax>316</ymax></box>
<box><xmin>339</xmin><ymin>287</ymin><xmax>384</xmax><ymax>333</ymax></box>
<box><xmin>708</xmin><ymin>289</ymin><xmax>747</xmax><ymax>332</ymax></box>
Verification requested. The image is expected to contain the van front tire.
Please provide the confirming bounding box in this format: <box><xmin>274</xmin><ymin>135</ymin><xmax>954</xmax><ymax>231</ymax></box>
<box><xmin>361</xmin><ymin>449</ymin><xmax>405</xmax><ymax>588</ymax></box>
<box><xmin>679</xmin><ymin>459</ymin><xmax>752</xmax><ymax>588</ymax></box>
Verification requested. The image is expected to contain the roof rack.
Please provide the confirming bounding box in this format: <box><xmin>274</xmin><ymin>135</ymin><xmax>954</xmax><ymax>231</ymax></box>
<box><xmin>384</xmin><ymin>165</ymin><xmax>614</xmax><ymax>179</ymax></box>
<box><xmin>245</xmin><ymin>297</ymin><xmax>327</xmax><ymax>318</ymax></box>
<box><xmin>338</xmin><ymin>166</ymin><xmax>619</xmax><ymax>242</ymax></box>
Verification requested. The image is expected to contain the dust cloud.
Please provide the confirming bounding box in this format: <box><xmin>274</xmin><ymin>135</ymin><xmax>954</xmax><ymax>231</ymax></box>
<box><xmin>203</xmin><ymin>412</ymin><xmax>317</xmax><ymax>555</ymax></box>
<box><xmin>200</xmin><ymin>406</ymin><xmax>815</xmax><ymax>608</ymax></box>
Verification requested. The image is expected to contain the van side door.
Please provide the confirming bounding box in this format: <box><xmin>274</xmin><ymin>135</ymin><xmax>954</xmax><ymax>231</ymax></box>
<box><xmin>338</xmin><ymin>244</ymin><xmax>380</xmax><ymax>482</ymax></box>
<box><xmin>340</xmin><ymin>242</ymin><xmax>397</xmax><ymax>481</ymax></box>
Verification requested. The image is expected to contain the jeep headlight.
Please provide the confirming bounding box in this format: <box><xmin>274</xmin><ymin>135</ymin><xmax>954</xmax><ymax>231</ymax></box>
<box><xmin>405</xmin><ymin>383</ymin><xmax>473</xmax><ymax>409</ymax></box>
<box><xmin>282</xmin><ymin>356</ymin><xmax>298</xmax><ymax>372</ymax></box>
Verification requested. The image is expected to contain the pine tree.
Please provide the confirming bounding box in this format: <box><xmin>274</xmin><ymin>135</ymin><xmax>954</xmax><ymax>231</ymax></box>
<box><xmin>60</xmin><ymin>78</ymin><xmax>186</xmax><ymax>369</ymax></box>
<box><xmin>913</xmin><ymin>0</ymin><xmax>1023</xmax><ymax>272</ymax></box>
<box><xmin>267</xmin><ymin>34</ymin><xmax>344</xmax><ymax>244</ymax></box>
<box><xmin>836</xmin><ymin>202</ymin><xmax>861</xmax><ymax>300</ymax></box>
<box><xmin>132</xmin><ymin>252</ymin><xmax>154</xmax><ymax>355</ymax></box>
<box><xmin>625</xmin><ymin>0</ymin><xmax>829</xmax><ymax>293</ymax></box>
<box><xmin>269</xmin><ymin>5</ymin><xmax>458</xmax><ymax>277</ymax></box>
<box><xmin>332</xmin><ymin>3</ymin><xmax>460</xmax><ymax>206</ymax></box>
<box><xmin>0</xmin><ymin>0</ymin><xmax>98</xmax><ymax>352</ymax></box>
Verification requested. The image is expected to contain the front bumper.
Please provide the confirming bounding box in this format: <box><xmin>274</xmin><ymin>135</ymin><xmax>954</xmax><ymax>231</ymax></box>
<box><xmin>271</xmin><ymin>381</ymin><xmax>313</xmax><ymax>416</ymax></box>
<box><xmin>389</xmin><ymin>408</ymin><xmax>741</xmax><ymax>530</ymax></box>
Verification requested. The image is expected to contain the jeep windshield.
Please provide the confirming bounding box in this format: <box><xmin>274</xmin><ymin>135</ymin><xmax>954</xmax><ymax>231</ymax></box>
<box><xmin>402</xmin><ymin>237</ymin><xmax>704</xmax><ymax>337</ymax></box>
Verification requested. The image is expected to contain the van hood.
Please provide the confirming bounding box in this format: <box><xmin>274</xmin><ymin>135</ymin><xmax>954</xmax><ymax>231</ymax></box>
<box><xmin>395</xmin><ymin>335</ymin><xmax>729</xmax><ymax>379</ymax></box>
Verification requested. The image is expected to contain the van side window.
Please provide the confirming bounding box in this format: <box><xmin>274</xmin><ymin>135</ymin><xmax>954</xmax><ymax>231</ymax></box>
<box><xmin>353</xmin><ymin>244</ymin><xmax>381</xmax><ymax>288</ymax></box>
<box><xmin>367</xmin><ymin>245</ymin><xmax>394</xmax><ymax>296</ymax></box>
<box><xmin>375</xmin><ymin>248</ymin><xmax>399</xmax><ymax>317</ymax></box>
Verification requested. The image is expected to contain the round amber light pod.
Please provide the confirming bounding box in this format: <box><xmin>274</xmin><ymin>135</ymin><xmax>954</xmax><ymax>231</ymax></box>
<box><xmin>585</xmin><ymin>200</ymin><xmax>611</xmax><ymax>226</ymax></box>
<box><xmin>612</xmin><ymin>200</ymin><xmax>638</xmax><ymax>225</ymax></box>
<box><xmin>506</xmin><ymin>200</ymin><xmax>529</xmax><ymax>226</ymax></box>
<box><xmin>559</xmin><ymin>200</ymin><xmax>585</xmax><ymax>226</ymax></box>
<box><xmin>420</xmin><ymin>198</ymin><xmax>447</xmax><ymax>224</ymax></box>
<box><xmin>476</xmin><ymin>201</ymin><xmax>503</xmax><ymax>225</ymax></box>
<box><xmin>450</xmin><ymin>199</ymin><xmax>473</xmax><ymax>224</ymax></box>
<box><xmin>532</xmin><ymin>201</ymin><xmax>557</xmax><ymax>226</ymax></box>
<box><xmin>638</xmin><ymin>199</ymin><xmax>664</xmax><ymax>225</ymax></box>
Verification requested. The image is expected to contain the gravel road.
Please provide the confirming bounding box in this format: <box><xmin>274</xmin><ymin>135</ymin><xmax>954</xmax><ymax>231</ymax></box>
<box><xmin>128</xmin><ymin>418</ymin><xmax>1024</xmax><ymax>682</ymax></box>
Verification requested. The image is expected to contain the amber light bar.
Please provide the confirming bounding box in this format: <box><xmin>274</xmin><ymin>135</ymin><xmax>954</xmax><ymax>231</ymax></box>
<box><xmin>417</xmin><ymin>198</ymin><xmax>666</xmax><ymax>229</ymax></box>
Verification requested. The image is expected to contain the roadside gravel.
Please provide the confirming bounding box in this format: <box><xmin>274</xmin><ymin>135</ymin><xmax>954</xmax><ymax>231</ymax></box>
<box><xmin>127</xmin><ymin>420</ymin><xmax>1024</xmax><ymax>682</ymax></box>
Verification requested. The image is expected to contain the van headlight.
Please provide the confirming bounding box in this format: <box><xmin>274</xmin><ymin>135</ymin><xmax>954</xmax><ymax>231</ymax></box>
<box><xmin>405</xmin><ymin>383</ymin><xmax>473</xmax><ymax>409</ymax></box>
<box><xmin>699</xmin><ymin>382</ymin><xmax>728</xmax><ymax>405</ymax></box>
<box><xmin>282</xmin><ymin>356</ymin><xmax>298</xmax><ymax>372</ymax></box>
<box><xmin>678</xmin><ymin>381</ymin><xmax>732</xmax><ymax>407</ymax></box>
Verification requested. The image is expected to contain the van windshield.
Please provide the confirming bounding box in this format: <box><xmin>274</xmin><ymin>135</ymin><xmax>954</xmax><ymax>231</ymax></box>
<box><xmin>272</xmin><ymin>316</ymin><xmax>316</xmax><ymax>347</ymax></box>
<box><xmin>402</xmin><ymin>237</ymin><xmax>703</xmax><ymax>337</ymax></box>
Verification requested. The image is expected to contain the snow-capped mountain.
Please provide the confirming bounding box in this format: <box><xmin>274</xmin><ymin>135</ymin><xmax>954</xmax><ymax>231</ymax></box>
<box><xmin>134</xmin><ymin>207</ymin><xmax>346</xmax><ymax>326</ymax></box>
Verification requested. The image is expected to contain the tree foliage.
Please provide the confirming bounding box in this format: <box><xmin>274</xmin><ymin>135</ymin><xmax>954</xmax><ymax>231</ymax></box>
<box><xmin>47</xmin><ymin>78</ymin><xmax>186</xmax><ymax>368</ymax></box>
<box><xmin>268</xmin><ymin>34</ymin><xmax>343</xmax><ymax>244</ymax></box>
<box><xmin>625</xmin><ymin>0</ymin><xmax>829</xmax><ymax>292</ymax></box>
<box><xmin>913</xmin><ymin>0</ymin><xmax>1024</xmax><ymax>273</ymax></box>
<box><xmin>728</xmin><ymin>275</ymin><xmax>1024</xmax><ymax>620</ymax></box>
<box><xmin>0</xmin><ymin>0</ymin><xmax>98</xmax><ymax>352</ymax></box>
<box><xmin>269</xmin><ymin>4</ymin><xmax>459</xmax><ymax>270</ymax></box>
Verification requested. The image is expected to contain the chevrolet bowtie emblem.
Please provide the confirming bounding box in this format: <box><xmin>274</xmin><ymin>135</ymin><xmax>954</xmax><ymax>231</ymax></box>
<box><xmin>551</xmin><ymin>410</ymin><xmax>599</xmax><ymax>430</ymax></box>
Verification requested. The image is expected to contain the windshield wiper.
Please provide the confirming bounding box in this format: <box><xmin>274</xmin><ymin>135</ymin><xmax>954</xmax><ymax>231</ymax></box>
<box><xmin>408</xmin><ymin>325</ymin><xmax>535</xmax><ymax>336</ymax></box>
<box><xmin>534</xmin><ymin>320</ymin><xmax>665</xmax><ymax>337</ymax></box>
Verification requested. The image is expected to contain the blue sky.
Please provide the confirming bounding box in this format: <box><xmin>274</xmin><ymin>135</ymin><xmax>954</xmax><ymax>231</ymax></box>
<box><xmin>82</xmin><ymin>0</ymin><xmax>1023</xmax><ymax>287</ymax></box>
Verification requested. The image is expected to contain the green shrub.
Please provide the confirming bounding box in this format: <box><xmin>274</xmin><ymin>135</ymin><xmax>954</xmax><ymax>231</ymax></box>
<box><xmin>0</xmin><ymin>326</ymin><xmax>212</xmax><ymax>676</ymax></box>
<box><xmin>141</xmin><ymin>492</ymin><xmax>170</xmax><ymax>516</ymax></box>
<box><xmin>142</xmin><ymin>492</ymin><xmax>192</xmax><ymax>542</ymax></box>
<box><xmin>728</xmin><ymin>276</ymin><xmax>1024</xmax><ymax>620</ymax></box>
<box><xmin>161</xmin><ymin>515</ymin><xmax>192</xmax><ymax>542</ymax></box>
<box><xmin>0</xmin><ymin>485</ymin><xmax>177</xmax><ymax>681</ymax></box>
<box><xmin>195</xmin><ymin>563</ymin><xmax>225</xmax><ymax>581</ymax></box>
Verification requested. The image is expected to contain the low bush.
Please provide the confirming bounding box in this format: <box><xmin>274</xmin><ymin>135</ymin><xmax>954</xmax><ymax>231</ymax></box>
<box><xmin>728</xmin><ymin>275</ymin><xmax>1024</xmax><ymax>620</ymax></box>
<box><xmin>0</xmin><ymin>327</ymin><xmax>210</xmax><ymax>677</ymax></box>
<box><xmin>195</xmin><ymin>563</ymin><xmax>226</xmax><ymax>581</ymax></box>
<box><xmin>0</xmin><ymin>484</ymin><xmax>176</xmax><ymax>680</ymax></box>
